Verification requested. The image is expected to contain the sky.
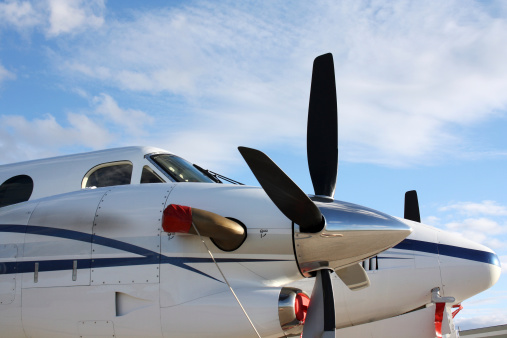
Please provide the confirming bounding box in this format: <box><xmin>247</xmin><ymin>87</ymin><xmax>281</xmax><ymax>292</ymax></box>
<box><xmin>0</xmin><ymin>0</ymin><xmax>506</xmax><ymax>332</ymax></box>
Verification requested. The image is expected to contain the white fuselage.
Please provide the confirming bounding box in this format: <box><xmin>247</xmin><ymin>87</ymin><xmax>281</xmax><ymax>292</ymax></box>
<box><xmin>0</xmin><ymin>147</ymin><xmax>501</xmax><ymax>337</ymax></box>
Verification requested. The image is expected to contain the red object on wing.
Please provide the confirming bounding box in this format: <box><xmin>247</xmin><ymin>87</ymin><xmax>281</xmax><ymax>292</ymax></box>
<box><xmin>434</xmin><ymin>302</ymin><xmax>445</xmax><ymax>338</ymax></box>
<box><xmin>162</xmin><ymin>204</ymin><xmax>193</xmax><ymax>233</ymax></box>
<box><xmin>295</xmin><ymin>292</ymin><xmax>310</xmax><ymax>323</ymax></box>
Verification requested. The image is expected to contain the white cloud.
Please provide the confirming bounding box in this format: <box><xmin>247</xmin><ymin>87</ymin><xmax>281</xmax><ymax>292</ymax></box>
<box><xmin>501</xmin><ymin>255</ymin><xmax>507</xmax><ymax>274</ymax></box>
<box><xmin>0</xmin><ymin>93</ymin><xmax>157</xmax><ymax>164</ymax></box>
<box><xmin>0</xmin><ymin>113</ymin><xmax>112</xmax><ymax>163</ymax></box>
<box><xmin>3</xmin><ymin>1</ymin><xmax>507</xmax><ymax>170</ymax></box>
<box><xmin>440</xmin><ymin>201</ymin><xmax>507</xmax><ymax>216</ymax></box>
<box><xmin>422</xmin><ymin>216</ymin><xmax>440</xmax><ymax>226</ymax></box>
<box><xmin>443</xmin><ymin>218</ymin><xmax>507</xmax><ymax>249</ymax></box>
<box><xmin>430</xmin><ymin>199</ymin><xmax>507</xmax><ymax>250</ymax></box>
<box><xmin>0</xmin><ymin>0</ymin><xmax>42</xmax><ymax>29</ymax></box>
<box><xmin>46</xmin><ymin>0</ymin><xmax>104</xmax><ymax>37</ymax></box>
<box><xmin>0</xmin><ymin>0</ymin><xmax>104</xmax><ymax>37</ymax></box>
<box><xmin>92</xmin><ymin>93</ymin><xmax>154</xmax><ymax>137</ymax></box>
<box><xmin>455</xmin><ymin>312</ymin><xmax>507</xmax><ymax>331</ymax></box>
<box><xmin>445</xmin><ymin>218</ymin><xmax>504</xmax><ymax>235</ymax></box>
<box><xmin>49</xmin><ymin>1</ymin><xmax>507</xmax><ymax>167</ymax></box>
<box><xmin>0</xmin><ymin>63</ymin><xmax>16</xmax><ymax>84</ymax></box>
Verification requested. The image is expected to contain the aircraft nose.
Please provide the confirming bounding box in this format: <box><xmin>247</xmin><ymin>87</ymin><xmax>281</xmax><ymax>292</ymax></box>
<box><xmin>438</xmin><ymin>230</ymin><xmax>501</xmax><ymax>302</ymax></box>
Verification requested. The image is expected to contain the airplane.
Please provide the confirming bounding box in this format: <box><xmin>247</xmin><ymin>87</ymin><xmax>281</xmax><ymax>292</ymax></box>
<box><xmin>0</xmin><ymin>53</ymin><xmax>501</xmax><ymax>338</ymax></box>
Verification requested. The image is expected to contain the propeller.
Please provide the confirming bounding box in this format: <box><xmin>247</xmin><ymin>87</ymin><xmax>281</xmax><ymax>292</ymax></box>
<box><xmin>404</xmin><ymin>190</ymin><xmax>421</xmax><ymax>223</ymax></box>
<box><xmin>239</xmin><ymin>53</ymin><xmax>410</xmax><ymax>338</ymax></box>
<box><xmin>239</xmin><ymin>53</ymin><xmax>340</xmax><ymax>337</ymax></box>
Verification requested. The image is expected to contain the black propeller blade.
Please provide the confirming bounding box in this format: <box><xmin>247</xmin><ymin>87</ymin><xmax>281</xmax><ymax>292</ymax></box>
<box><xmin>307</xmin><ymin>53</ymin><xmax>338</xmax><ymax>198</ymax></box>
<box><xmin>238</xmin><ymin>146</ymin><xmax>324</xmax><ymax>232</ymax></box>
<box><xmin>302</xmin><ymin>269</ymin><xmax>336</xmax><ymax>338</ymax></box>
<box><xmin>404</xmin><ymin>190</ymin><xmax>421</xmax><ymax>223</ymax></box>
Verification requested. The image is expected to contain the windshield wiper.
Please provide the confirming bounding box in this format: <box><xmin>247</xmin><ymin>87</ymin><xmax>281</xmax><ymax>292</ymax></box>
<box><xmin>193</xmin><ymin>164</ymin><xmax>244</xmax><ymax>185</ymax></box>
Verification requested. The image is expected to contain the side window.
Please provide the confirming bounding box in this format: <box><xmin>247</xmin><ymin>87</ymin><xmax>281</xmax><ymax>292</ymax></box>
<box><xmin>82</xmin><ymin>161</ymin><xmax>133</xmax><ymax>188</ymax></box>
<box><xmin>141</xmin><ymin>166</ymin><xmax>165</xmax><ymax>184</ymax></box>
<box><xmin>0</xmin><ymin>175</ymin><xmax>34</xmax><ymax>208</ymax></box>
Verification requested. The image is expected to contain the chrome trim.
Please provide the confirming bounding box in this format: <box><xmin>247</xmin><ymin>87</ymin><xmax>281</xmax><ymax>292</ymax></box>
<box><xmin>294</xmin><ymin>199</ymin><xmax>412</xmax><ymax>276</ymax></box>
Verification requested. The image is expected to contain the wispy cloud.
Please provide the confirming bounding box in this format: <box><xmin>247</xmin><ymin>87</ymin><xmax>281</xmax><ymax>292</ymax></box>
<box><xmin>456</xmin><ymin>312</ymin><xmax>507</xmax><ymax>331</ymax></box>
<box><xmin>444</xmin><ymin>218</ymin><xmax>506</xmax><ymax>249</ymax></box>
<box><xmin>2</xmin><ymin>1</ymin><xmax>507</xmax><ymax>169</ymax></box>
<box><xmin>92</xmin><ymin>93</ymin><xmax>154</xmax><ymax>137</ymax></box>
<box><xmin>0</xmin><ymin>0</ymin><xmax>104</xmax><ymax>37</ymax></box>
<box><xmin>47</xmin><ymin>1</ymin><xmax>507</xmax><ymax>167</ymax></box>
<box><xmin>501</xmin><ymin>255</ymin><xmax>507</xmax><ymax>274</ymax></box>
<box><xmin>0</xmin><ymin>0</ymin><xmax>42</xmax><ymax>30</ymax></box>
<box><xmin>0</xmin><ymin>92</ymin><xmax>157</xmax><ymax>164</ymax></box>
<box><xmin>46</xmin><ymin>0</ymin><xmax>105</xmax><ymax>37</ymax></box>
<box><xmin>455</xmin><ymin>290</ymin><xmax>507</xmax><ymax>330</ymax></box>
<box><xmin>440</xmin><ymin>201</ymin><xmax>507</xmax><ymax>216</ymax></box>
<box><xmin>428</xmin><ymin>200</ymin><xmax>507</xmax><ymax>250</ymax></box>
<box><xmin>0</xmin><ymin>63</ymin><xmax>16</xmax><ymax>84</ymax></box>
<box><xmin>0</xmin><ymin>109</ymin><xmax>112</xmax><ymax>164</ymax></box>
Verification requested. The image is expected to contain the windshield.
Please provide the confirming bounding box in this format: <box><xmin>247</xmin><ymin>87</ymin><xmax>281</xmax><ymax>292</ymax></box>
<box><xmin>149</xmin><ymin>154</ymin><xmax>214</xmax><ymax>183</ymax></box>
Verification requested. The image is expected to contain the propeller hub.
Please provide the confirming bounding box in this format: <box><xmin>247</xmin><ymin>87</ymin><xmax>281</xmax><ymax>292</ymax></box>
<box><xmin>294</xmin><ymin>199</ymin><xmax>412</xmax><ymax>277</ymax></box>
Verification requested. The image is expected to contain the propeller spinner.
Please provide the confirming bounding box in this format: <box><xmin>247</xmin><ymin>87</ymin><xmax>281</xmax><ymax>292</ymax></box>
<box><xmin>239</xmin><ymin>53</ymin><xmax>411</xmax><ymax>337</ymax></box>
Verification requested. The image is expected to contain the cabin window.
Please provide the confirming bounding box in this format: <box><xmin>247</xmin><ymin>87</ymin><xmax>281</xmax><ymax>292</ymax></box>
<box><xmin>82</xmin><ymin>161</ymin><xmax>133</xmax><ymax>188</ymax></box>
<box><xmin>141</xmin><ymin>166</ymin><xmax>165</xmax><ymax>184</ymax></box>
<box><xmin>0</xmin><ymin>175</ymin><xmax>34</xmax><ymax>208</ymax></box>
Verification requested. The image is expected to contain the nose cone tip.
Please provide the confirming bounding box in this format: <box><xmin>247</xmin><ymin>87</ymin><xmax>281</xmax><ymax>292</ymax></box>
<box><xmin>490</xmin><ymin>252</ymin><xmax>502</xmax><ymax>286</ymax></box>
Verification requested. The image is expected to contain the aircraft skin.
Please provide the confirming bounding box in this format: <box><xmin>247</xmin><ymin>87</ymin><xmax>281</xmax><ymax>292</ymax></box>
<box><xmin>0</xmin><ymin>146</ymin><xmax>172</xmax><ymax>200</ymax></box>
<box><xmin>0</xmin><ymin>147</ymin><xmax>501</xmax><ymax>338</ymax></box>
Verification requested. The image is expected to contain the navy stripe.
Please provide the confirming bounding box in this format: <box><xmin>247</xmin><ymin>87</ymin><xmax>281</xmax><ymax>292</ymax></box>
<box><xmin>394</xmin><ymin>239</ymin><xmax>439</xmax><ymax>255</ymax></box>
<box><xmin>7</xmin><ymin>224</ymin><xmax>156</xmax><ymax>257</ymax></box>
<box><xmin>0</xmin><ymin>224</ymin><xmax>291</xmax><ymax>282</ymax></box>
<box><xmin>438</xmin><ymin>242</ymin><xmax>500</xmax><ymax>266</ymax></box>
<box><xmin>394</xmin><ymin>239</ymin><xmax>500</xmax><ymax>267</ymax></box>
<box><xmin>3</xmin><ymin>224</ymin><xmax>499</xmax><ymax>281</ymax></box>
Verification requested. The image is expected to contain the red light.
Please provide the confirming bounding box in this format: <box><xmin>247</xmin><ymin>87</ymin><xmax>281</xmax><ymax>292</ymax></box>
<box><xmin>295</xmin><ymin>292</ymin><xmax>310</xmax><ymax>323</ymax></box>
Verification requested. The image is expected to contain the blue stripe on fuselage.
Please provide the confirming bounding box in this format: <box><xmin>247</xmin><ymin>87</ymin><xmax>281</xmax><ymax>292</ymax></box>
<box><xmin>393</xmin><ymin>239</ymin><xmax>500</xmax><ymax>267</ymax></box>
<box><xmin>0</xmin><ymin>225</ymin><xmax>500</xmax><ymax>279</ymax></box>
<box><xmin>0</xmin><ymin>224</ymin><xmax>290</xmax><ymax>281</ymax></box>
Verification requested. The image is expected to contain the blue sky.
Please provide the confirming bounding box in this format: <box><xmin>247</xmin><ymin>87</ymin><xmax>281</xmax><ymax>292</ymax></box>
<box><xmin>1</xmin><ymin>0</ymin><xmax>507</xmax><ymax>331</ymax></box>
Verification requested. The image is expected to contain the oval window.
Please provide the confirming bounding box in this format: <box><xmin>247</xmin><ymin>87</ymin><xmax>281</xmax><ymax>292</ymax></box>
<box><xmin>0</xmin><ymin>175</ymin><xmax>34</xmax><ymax>208</ymax></box>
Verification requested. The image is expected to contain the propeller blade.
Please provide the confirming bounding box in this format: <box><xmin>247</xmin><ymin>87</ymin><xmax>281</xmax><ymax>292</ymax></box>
<box><xmin>302</xmin><ymin>269</ymin><xmax>336</xmax><ymax>338</ymax></box>
<box><xmin>404</xmin><ymin>190</ymin><xmax>421</xmax><ymax>223</ymax></box>
<box><xmin>238</xmin><ymin>146</ymin><xmax>324</xmax><ymax>232</ymax></box>
<box><xmin>307</xmin><ymin>53</ymin><xmax>338</xmax><ymax>199</ymax></box>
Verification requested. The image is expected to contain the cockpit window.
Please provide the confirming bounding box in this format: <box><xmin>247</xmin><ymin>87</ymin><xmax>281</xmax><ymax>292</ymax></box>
<box><xmin>149</xmin><ymin>154</ymin><xmax>214</xmax><ymax>183</ymax></box>
<box><xmin>141</xmin><ymin>166</ymin><xmax>165</xmax><ymax>184</ymax></box>
<box><xmin>82</xmin><ymin>161</ymin><xmax>133</xmax><ymax>188</ymax></box>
